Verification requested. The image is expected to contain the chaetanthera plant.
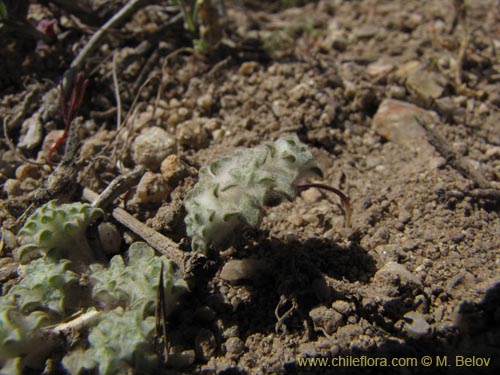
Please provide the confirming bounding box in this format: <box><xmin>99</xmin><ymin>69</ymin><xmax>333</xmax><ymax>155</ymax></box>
<box><xmin>16</xmin><ymin>200</ymin><xmax>104</xmax><ymax>264</ymax></box>
<box><xmin>184</xmin><ymin>134</ymin><xmax>351</xmax><ymax>252</ymax></box>
<box><xmin>62</xmin><ymin>243</ymin><xmax>188</xmax><ymax>375</ymax></box>
<box><xmin>1</xmin><ymin>201</ymin><xmax>188</xmax><ymax>375</ymax></box>
<box><xmin>89</xmin><ymin>242</ymin><xmax>188</xmax><ymax>317</ymax></box>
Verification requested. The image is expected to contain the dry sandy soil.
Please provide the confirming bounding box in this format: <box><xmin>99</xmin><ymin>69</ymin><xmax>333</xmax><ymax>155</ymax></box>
<box><xmin>1</xmin><ymin>0</ymin><xmax>500</xmax><ymax>374</ymax></box>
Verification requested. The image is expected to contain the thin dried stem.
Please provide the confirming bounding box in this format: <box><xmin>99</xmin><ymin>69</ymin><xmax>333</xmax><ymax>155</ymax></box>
<box><xmin>112</xmin><ymin>52</ymin><xmax>122</xmax><ymax>130</ymax></box>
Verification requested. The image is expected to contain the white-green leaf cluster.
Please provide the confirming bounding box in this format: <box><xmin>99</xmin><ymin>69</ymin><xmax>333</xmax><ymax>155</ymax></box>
<box><xmin>62</xmin><ymin>308</ymin><xmax>158</xmax><ymax>375</ymax></box>
<box><xmin>1</xmin><ymin>201</ymin><xmax>104</xmax><ymax>374</ymax></box>
<box><xmin>63</xmin><ymin>243</ymin><xmax>187</xmax><ymax>375</ymax></box>
<box><xmin>16</xmin><ymin>200</ymin><xmax>103</xmax><ymax>263</ymax></box>
<box><xmin>5</xmin><ymin>199</ymin><xmax>188</xmax><ymax>375</ymax></box>
<box><xmin>90</xmin><ymin>242</ymin><xmax>188</xmax><ymax>316</ymax></box>
<box><xmin>0</xmin><ymin>298</ymin><xmax>48</xmax><ymax>372</ymax></box>
<box><xmin>184</xmin><ymin>134</ymin><xmax>322</xmax><ymax>252</ymax></box>
<box><xmin>9</xmin><ymin>258</ymin><xmax>79</xmax><ymax>316</ymax></box>
<box><xmin>0</xmin><ymin>257</ymin><xmax>79</xmax><ymax>374</ymax></box>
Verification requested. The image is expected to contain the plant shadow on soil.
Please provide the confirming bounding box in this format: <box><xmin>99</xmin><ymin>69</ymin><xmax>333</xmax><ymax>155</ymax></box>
<box><xmin>172</xmin><ymin>230</ymin><xmax>500</xmax><ymax>375</ymax></box>
<box><xmin>234</xmin><ymin>234</ymin><xmax>378</xmax><ymax>329</ymax></box>
<box><xmin>282</xmin><ymin>282</ymin><xmax>500</xmax><ymax>375</ymax></box>
<box><xmin>172</xmin><ymin>232</ymin><xmax>377</xmax><ymax>371</ymax></box>
<box><xmin>188</xmin><ymin>282</ymin><xmax>500</xmax><ymax>375</ymax></box>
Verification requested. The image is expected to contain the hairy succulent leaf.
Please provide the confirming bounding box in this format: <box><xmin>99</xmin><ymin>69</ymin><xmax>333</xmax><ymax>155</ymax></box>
<box><xmin>0</xmin><ymin>297</ymin><xmax>48</xmax><ymax>364</ymax></box>
<box><xmin>184</xmin><ymin>134</ymin><xmax>322</xmax><ymax>252</ymax></box>
<box><xmin>90</xmin><ymin>242</ymin><xmax>188</xmax><ymax>315</ymax></box>
<box><xmin>16</xmin><ymin>201</ymin><xmax>103</xmax><ymax>263</ymax></box>
<box><xmin>9</xmin><ymin>258</ymin><xmax>79</xmax><ymax>315</ymax></box>
<box><xmin>62</xmin><ymin>307</ymin><xmax>158</xmax><ymax>375</ymax></box>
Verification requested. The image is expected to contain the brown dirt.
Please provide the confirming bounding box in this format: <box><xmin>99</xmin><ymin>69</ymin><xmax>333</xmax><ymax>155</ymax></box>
<box><xmin>1</xmin><ymin>0</ymin><xmax>500</xmax><ymax>374</ymax></box>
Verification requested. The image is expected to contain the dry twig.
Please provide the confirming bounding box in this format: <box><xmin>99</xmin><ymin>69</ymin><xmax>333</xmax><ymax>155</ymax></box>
<box><xmin>82</xmin><ymin>187</ymin><xmax>200</xmax><ymax>276</ymax></box>
<box><xmin>417</xmin><ymin>118</ymin><xmax>491</xmax><ymax>189</ymax></box>
<box><xmin>50</xmin><ymin>309</ymin><xmax>102</xmax><ymax>335</ymax></box>
<box><xmin>90</xmin><ymin>165</ymin><xmax>145</xmax><ymax>209</ymax></box>
<box><xmin>112</xmin><ymin>52</ymin><xmax>122</xmax><ymax>131</ymax></box>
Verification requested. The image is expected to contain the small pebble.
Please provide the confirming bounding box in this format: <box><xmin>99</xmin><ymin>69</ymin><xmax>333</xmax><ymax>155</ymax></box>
<box><xmin>301</xmin><ymin>188</ymin><xmax>322</xmax><ymax>203</ymax></box>
<box><xmin>309</xmin><ymin>306</ymin><xmax>344</xmax><ymax>335</ymax></box>
<box><xmin>372</xmin><ymin>99</ymin><xmax>435</xmax><ymax>152</ymax></box>
<box><xmin>403</xmin><ymin>311</ymin><xmax>430</xmax><ymax>338</ymax></box>
<box><xmin>238</xmin><ymin>61</ymin><xmax>259</xmax><ymax>75</ymax></box>
<box><xmin>0</xmin><ymin>258</ymin><xmax>17</xmax><ymax>282</ymax></box>
<box><xmin>222</xmin><ymin>324</ymin><xmax>240</xmax><ymax>339</ymax></box>
<box><xmin>176</xmin><ymin>118</ymin><xmax>211</xmax><ymax>150</ymax></box>
<box><xmin>197</xmin><ymin>94</ymin><xmax>213</xmax><ymax>112</ymax></box>
<box><xmin>160</xmin><ymin>154</ymin><xmax>186</xmax><ymax>183</ymax></box>
<box><xmin>406</xmin><ymin>69</ymin><xmax>446</xmax><ymax>102</ymax></box>
<box><xmin>133</xmin><ymin>172</ymin><xmax>171</xmax><ymax>204</ymax></box>
<box><xmin>15</xmin><ymin>164</ymin><xmax>40</xmax><ymax>181</ymax></box>
<box><xmin>398</xmin><ymin>207</ymin><xmax>412</xmax><ymax>224</ymax></box>
<box><xmin>3</xmin><ymin>179</ymin><xmax>21</xmax><ymax>197</ymax></box>
<box><xmin>374</xmin><ymin>244</ymin><xmax>399</xmax><ymax>264</ymax></box>
<box><xmin>225</xmin><ymin>337</ymin><xmax>245</xmax><ymax>358</ymax></box>
<box><xmin>271</xmin><ymin>100</ymin><xmax>287</xmax><ymax>118</ymax></box>
<box><xmin>367</xmin><ymin>60</ymin><xmax>395</xmax><ymax>77</ymax></box>
<box><xmin>287</xmin><ymin>214</ymin><xmax>304</xmax><ymax>227</ymax></box>
<box><xmin>18</xmin><ymin>114</ymin><xmax>43</xmax><ymax>151</ymax></box>
<box><xmin>0</xmin><ymin>229</ymin><xmax>17</xmax><ymax>250</ymax></box>
<box><xmin>429</xmin><ymin>157</ymin><xmax>446</xmax><ymax>170</ymax></box>
<box><xmin>374</xmin><ymin>261</ymin><xmax>422</xmax><ymax>288</ymax></box>
<box><xmin>220</xmin><ymin>259</ymin><xmax>267</xmax><ymax>281</ymax></box>
<box><xmin>131</xmin><ymin>127</ymin><xmax>176</xmax><ymax>171</ymax></box>
<box><xmin>297</xmin><ymin>342</ymin><xmax>317</xmax><ymax>357</ymax></box>
<box><xmin>331</xmin><ymin>300</ymin><xmax>353</xmax><ymax>316</ymax></box>
<box><xmin>97</xmin><ymin>222</ymin><xmax>121</xmax><ymax>255</ymax></box>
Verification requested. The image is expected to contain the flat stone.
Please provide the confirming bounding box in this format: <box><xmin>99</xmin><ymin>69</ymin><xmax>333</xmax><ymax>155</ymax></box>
<box><xmin>395</xmin><ymin>60</ymin><xmax>421</xmax><ymax>79</ymax></box>
<box><xmin>220</xmin><ymin>259</ymin><xmax>267</xmax><ymax>281</ymax></box>
<box><xmin>372</xmin><ymin>99</ymin><xmax>435</xmax><ymax>152</ymax></box>
<box><xmin>18</xmin><ymin>114</ymin><xmax>43</xmax><ymax>151</ymax></box>
<box><xmin>406</xmin><ymin>69</ymin><xmax>447</xmax><ymax>103</ymax></box>
<box><xmin>367</xmin><ymin>60</ymin><xmax>395</xmax><ymax>77</ymax></box>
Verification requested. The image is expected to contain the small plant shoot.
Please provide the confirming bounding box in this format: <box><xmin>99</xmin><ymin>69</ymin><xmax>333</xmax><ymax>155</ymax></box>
<box><xmin>184</xmin><ymin>134</ymin><xmax>351</xmax><ymax>252</ymax></box>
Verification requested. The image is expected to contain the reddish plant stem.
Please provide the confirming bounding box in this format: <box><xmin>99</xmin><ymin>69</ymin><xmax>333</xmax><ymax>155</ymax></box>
<box><xmin>48</xmin><ymin>73</ymin><xmax>88</xmax><ymax>163</ymax></box>
<box><xmin>297</xmin><ymin>183</ymin><xmax>352</xmax><ymax>228</ymax></box>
